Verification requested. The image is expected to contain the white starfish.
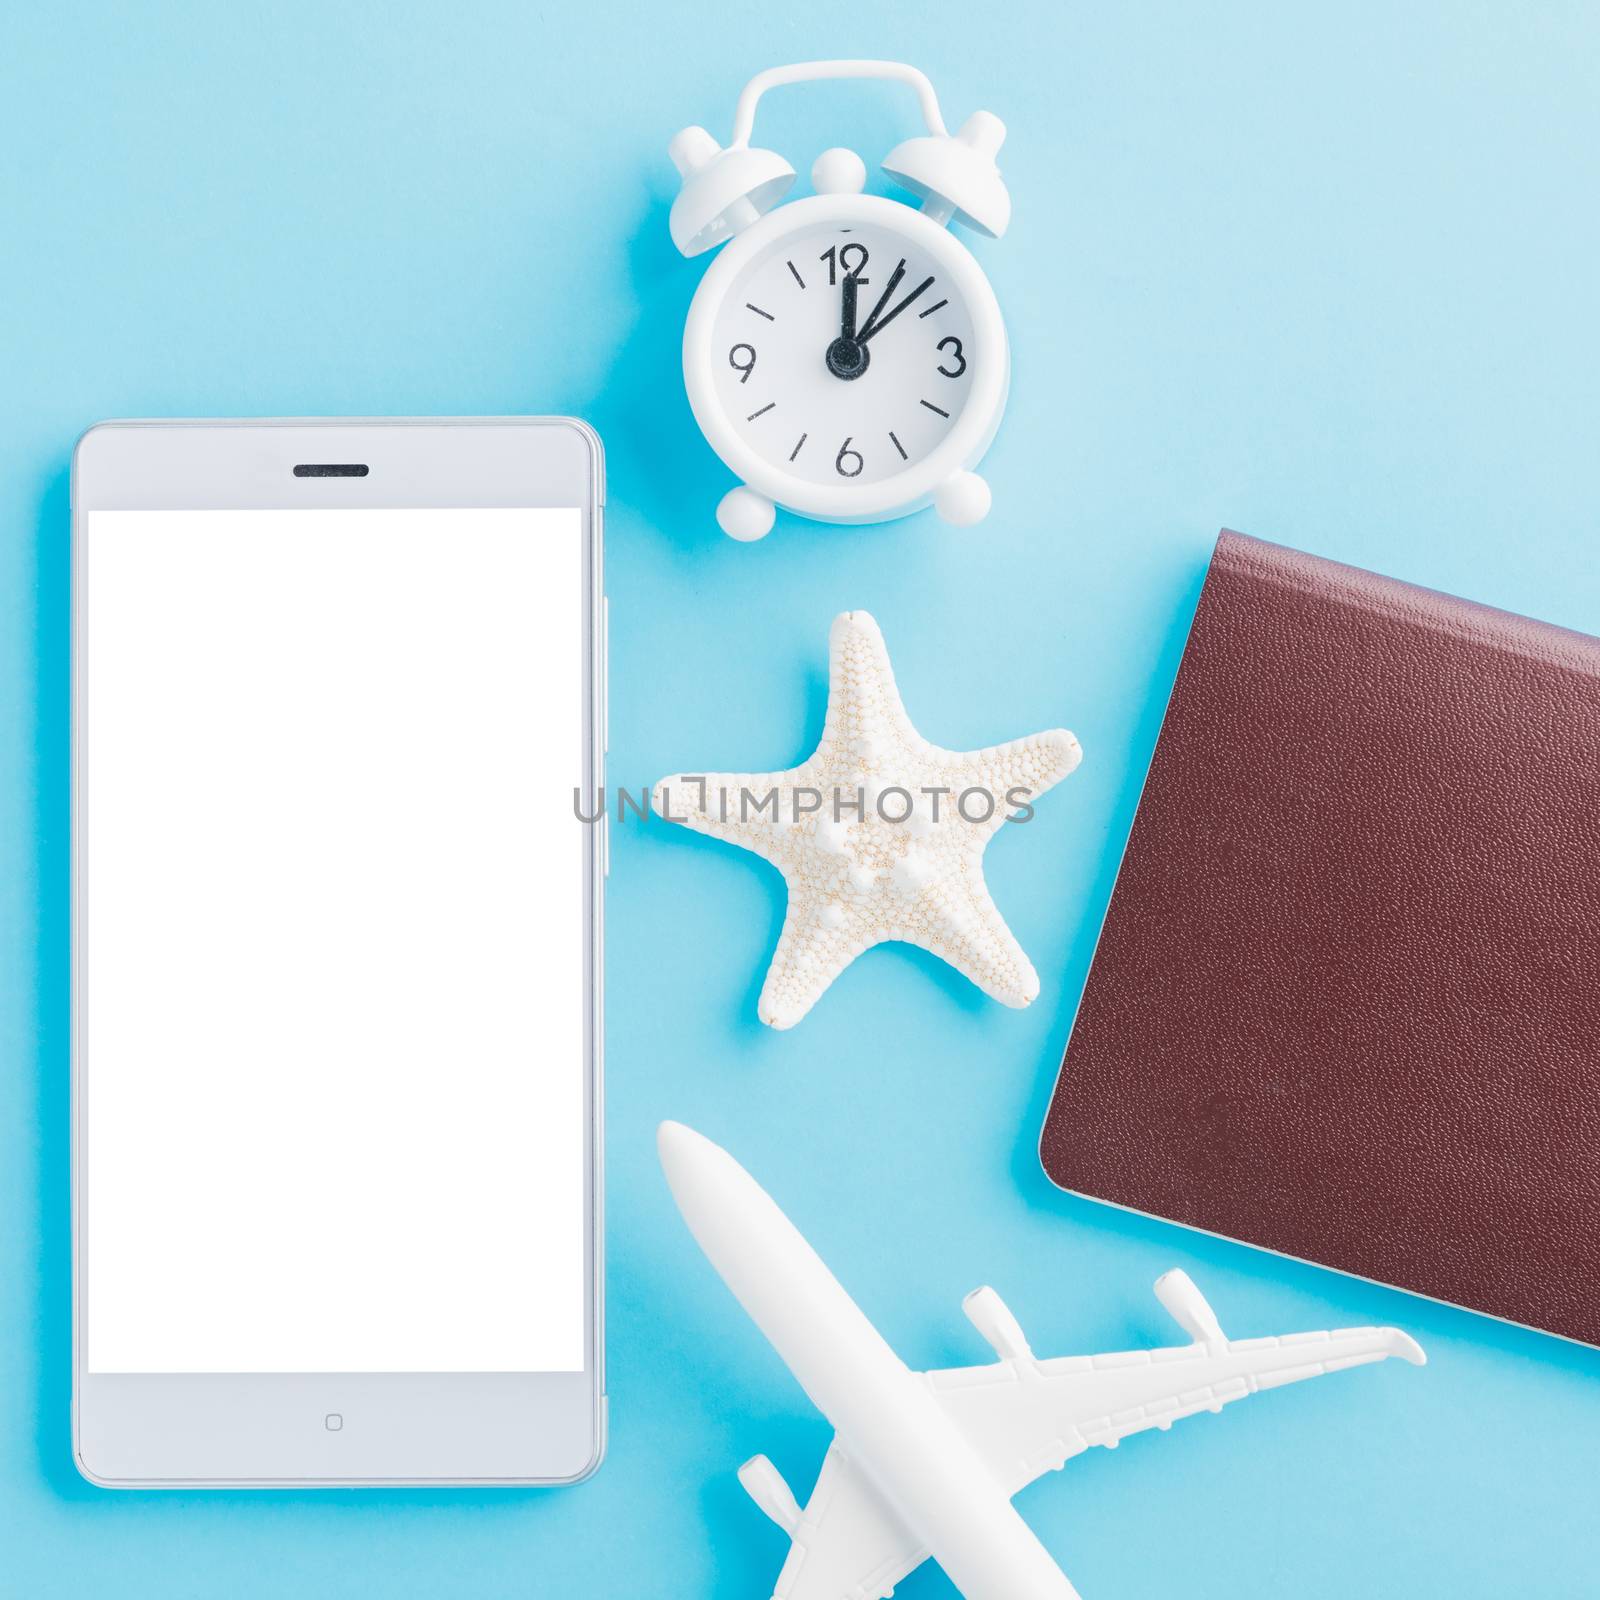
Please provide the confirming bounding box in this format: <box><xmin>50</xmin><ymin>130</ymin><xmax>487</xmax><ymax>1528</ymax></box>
<box><xmin>653</xmin><ymin>611</ymin><xmax>1082</xmax><ymax>1029</ymax></box>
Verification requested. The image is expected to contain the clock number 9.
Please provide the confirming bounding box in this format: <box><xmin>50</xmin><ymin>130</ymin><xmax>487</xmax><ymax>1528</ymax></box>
<box><xmin>835</xmin><ymin>437</ymin><xmax>864</xmax><ymax>478</ymax></box>
<box><xmin>820</xmin><ymin>243</ymin><xmax>869</xmax><ymax>285</ymax></box>
<box><xmin>729</xmin><ymin>343</ymin><xmax>757</xmax><ymax>384</ymax></box>
<box><xmin>936</xmin><ymin>336</ymin><xmax>967</xmax><ymax>379</ymax></box>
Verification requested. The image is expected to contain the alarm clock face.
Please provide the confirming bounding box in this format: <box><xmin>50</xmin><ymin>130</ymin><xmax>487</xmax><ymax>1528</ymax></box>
<box><xmin>684</xmin><ymin>195</ymin><xmax>1007</xmax><ymax>522</ymax></box>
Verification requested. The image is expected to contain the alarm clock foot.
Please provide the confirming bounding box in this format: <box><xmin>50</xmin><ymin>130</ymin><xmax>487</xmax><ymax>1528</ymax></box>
<box><xmin>935</xmin><ymin>470</ymin><xmax>991</xmax><ymax>528</ymax></box>
<box><xmin>718</xmin><ymin>486</ymin><xmax>776</xmax><ymax>541</ymax></box>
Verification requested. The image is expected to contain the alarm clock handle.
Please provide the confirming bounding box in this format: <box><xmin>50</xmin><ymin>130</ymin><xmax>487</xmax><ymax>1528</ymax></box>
<box><xmin>728</xmin><ymin>60</ymin><xmax>949</xmax><ymax>149</ymax></box>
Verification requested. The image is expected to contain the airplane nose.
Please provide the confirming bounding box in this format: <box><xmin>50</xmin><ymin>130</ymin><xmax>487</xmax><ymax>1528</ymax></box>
<box><xmin>658</xmin><ymin>1121</ymin><xmax>777</xmax><ymax>1279</ymax></box>
<box><xmin>657</xmin><ymin>1121</ymin><xmax>691</xmax><ymax>1184</ymax></box>
<box><xmin>657</xmin><ymin>1120</ymin><xmax>726</xmax><ymax>1207</ymax></box>
<box><xmin>657</xmin><ymin>1119</ymin><xmax>713</xmax><ymax>1168</ymax></box>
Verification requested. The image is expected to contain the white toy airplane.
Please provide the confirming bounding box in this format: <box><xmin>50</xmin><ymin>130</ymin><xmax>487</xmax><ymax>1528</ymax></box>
<box><xmin>659</xmin><ymin>1121</ymin><xmax>1424</xmax><ymax>1600</ymax></box>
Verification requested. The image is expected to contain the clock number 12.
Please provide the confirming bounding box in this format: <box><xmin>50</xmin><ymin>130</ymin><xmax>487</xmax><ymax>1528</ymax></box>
<box><xmin>820</xmin><ymin>244</ymin><xmax>869</xmax><ymax>285</ymax></box>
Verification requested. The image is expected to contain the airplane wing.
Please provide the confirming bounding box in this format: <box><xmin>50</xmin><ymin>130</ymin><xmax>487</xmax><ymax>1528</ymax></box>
<box><xmin>735</xmin><ymin>1274</ymin><xmax>1421</xmax><ymax>1598</ymax></box>
<box><xmin>928</xmin><ymin>1274</ymin><xmax>1426</xmax><ymax>1498</ymax></box>
<box><xmin>742</xmin><ymin>1440</ymin><xmax>928</xmax><ymax>1600</ymax></box>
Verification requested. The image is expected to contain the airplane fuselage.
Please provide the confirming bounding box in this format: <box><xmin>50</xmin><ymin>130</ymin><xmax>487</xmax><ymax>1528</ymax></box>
<box><xmin>658</xmin><ymin>1122</ymin><xmax>1078</xmax><ymax>1600</ymax></box>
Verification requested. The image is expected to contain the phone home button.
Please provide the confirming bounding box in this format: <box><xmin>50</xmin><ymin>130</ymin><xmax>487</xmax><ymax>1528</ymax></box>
<box><xmin>324</xmin><ymin>1413</ymin><xmax>343</xmax><ymax>1432</ymax></box>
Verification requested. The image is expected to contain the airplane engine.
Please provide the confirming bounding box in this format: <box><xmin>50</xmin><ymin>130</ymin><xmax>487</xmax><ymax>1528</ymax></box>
<box><xmin>1154</xmin><ymin>1269</ymin><xmax>1226</xmax><ymax>1345</ymax></box>
<box><xmin>738</xmin><ymin>1453</ymin><xmax>802</xmax><ymax>1535</ymax></box>
<box><xmin>963</xmin><ymin>1286</ymin><xmax>1034</xmax><ymax>1361</ymax></box>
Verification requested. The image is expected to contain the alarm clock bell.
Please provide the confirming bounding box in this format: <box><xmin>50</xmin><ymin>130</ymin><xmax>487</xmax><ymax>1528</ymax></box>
<box><xmin>668</xmin><ymin>126</ymin><xmax>1009</xmax><ymax>265</ymax></box>
<box><xmin>882</xmin><ymin>110</ymin><xmax>1011</xmax><ymax>237</ymax></box>
<box><xmin>667</xmin><ymin>126</ymin><xmax>794</xmax><ymax>258</ymax></box>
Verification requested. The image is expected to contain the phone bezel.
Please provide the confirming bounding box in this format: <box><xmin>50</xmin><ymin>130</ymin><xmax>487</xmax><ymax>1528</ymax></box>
<box><xmin>70</xmin><ymin>417</ymin><xmax>606</xmax><ymax>1488</ymax></box>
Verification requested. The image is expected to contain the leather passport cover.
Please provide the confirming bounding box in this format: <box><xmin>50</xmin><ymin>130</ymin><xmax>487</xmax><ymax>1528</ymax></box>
<box><xmin>1041</xmin><ymin>530</ymin><xmax>1600</xmax><ymax>1344</ymax></box>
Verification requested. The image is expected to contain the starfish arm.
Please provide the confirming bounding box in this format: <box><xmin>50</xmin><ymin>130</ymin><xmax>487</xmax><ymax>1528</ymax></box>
<box><xmin>943</xmin><ymin>727</ymin><xmax>1083</xmax><ymax>838</ymax></box>
<box><xmin>824</xmin><ymin>611</ymin><xmax>920</xmax><ymax>755</ymax></box>
<box><xmin>653</xmin><ymin>766</ymin><xmax>815</xmax><ymax>867</ymax></box>
<box><xmin>910</xmin><ymin>856</ymin><xmax>1042</xmax><ymax>1008</ymax></box>
<box><xmin>757</xmin><ymin>900</ymin><xmax>876</xmax><ymax>1030</ymax></box>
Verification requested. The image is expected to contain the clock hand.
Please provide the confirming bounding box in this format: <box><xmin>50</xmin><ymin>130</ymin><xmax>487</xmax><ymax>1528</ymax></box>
<box><xmin>825</xmin><ymin>268</ymin><xmax>871</xmax><ymax>381</ymax></box>
<box><xmin>856</xmin><ymin>258</ymin><xmax>905</xmax><ymax>342</ymax></box>
<box><xmin>858</xmin><ymin>269</ymin><xmax>936</xmax><ymax>345</ymax></box>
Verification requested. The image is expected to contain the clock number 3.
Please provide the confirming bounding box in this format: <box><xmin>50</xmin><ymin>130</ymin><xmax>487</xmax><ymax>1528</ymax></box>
<box><xmin>729</xmin><ymin>343</ymin><xmax>757</xmax><ymax>384</ymax></box>
<box><xmin>936</xmin><ymin>336</ymin><xmax>967</xmax><ymax>379</ymax></box>
<box><xmin>835</xmin><ymin>438</ymin><xmax>864</xmax><ymax>477</ymax></box>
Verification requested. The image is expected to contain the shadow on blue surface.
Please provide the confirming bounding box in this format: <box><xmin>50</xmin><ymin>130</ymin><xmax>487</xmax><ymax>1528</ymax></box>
<box><xmin>33</xmin><ymin>461</ymin><xmax>74</xmax><ymax>1500</ymax></box>
<box><xmin>582</xmin><ymin>196</ymin><xmax>715</xmax><ymax>556</ymax></box>
<box><xmin>1010</xmin><ymin>542</ymin><xmax>1209</xmax><ymax>1209</ymax></box>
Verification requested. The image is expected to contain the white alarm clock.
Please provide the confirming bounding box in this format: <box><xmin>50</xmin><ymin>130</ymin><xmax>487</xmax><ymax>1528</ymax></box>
<box><xmin>667</xmin><ymin>61</ymin><xmax>1012</xmax><ymax>540</ymax></box>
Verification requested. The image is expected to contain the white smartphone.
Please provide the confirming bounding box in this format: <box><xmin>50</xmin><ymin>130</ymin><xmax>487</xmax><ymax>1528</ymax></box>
<box><xmin>71</xmin><ymin>418</ymin><xmax>605</xmax><ymax>1487</ymax></box>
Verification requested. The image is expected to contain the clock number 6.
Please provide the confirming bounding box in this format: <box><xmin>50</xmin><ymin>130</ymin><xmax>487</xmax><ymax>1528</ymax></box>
<box><xmin>835</xmin><ymin>438</ymin><xmax>864</xmax><ymax>478</ymax></box>
<box><xmin>729</xmin><ymin>343</ymin><xmax>757</xmax><ymax>384</ymax></box>
<box><xmin>936</xmin><ymin>336</ymin><xmax>967</xmax><ymax>379</ymax></box>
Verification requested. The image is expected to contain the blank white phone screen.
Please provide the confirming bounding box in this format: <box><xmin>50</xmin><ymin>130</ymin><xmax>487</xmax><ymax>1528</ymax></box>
<box><xmin>82</xmin><ymin>508</ymin><xmax>585</xmax><ymax>1374</ymax></box>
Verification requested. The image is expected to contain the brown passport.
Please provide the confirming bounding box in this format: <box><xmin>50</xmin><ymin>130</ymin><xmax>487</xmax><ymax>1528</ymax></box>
<box><xmin>1041</xmin><ymin>530</ymin><xmax>1600</xmax><ymax>1345</ymax></box>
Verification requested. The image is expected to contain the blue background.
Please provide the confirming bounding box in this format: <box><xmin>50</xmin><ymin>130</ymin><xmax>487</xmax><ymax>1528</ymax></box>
<box><xmin>3</xmin><ymin>2</ymin><xmax>1599</xmax><ymax>1595</ymax></box>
